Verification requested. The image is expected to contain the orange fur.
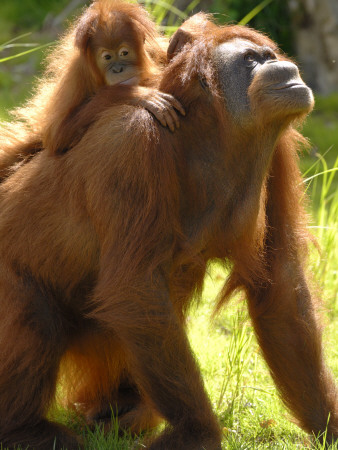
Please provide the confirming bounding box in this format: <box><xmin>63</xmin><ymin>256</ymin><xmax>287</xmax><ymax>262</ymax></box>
<box><xmin>0</xmin><ymin>13</ymin><xmax>337</xmax><ymax>450</ymax></box>
<box><xmin>0</xmin><ymin>0</ymin><xmax>168</xmax><ymax>175</ymax></box>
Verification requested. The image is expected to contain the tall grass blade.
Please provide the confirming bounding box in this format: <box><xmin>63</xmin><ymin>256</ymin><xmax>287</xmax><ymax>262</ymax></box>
<box><xmin>239</xmin><ymin>0</ymin><xmax>274</xmax><ymax>25</ymax></box>
<box><xmin>0</xmin><ymin>32</ymin><xmax>32</xmax><ymax>49</ymax></box>
<box><xmin>145</xmin><ymin>0</ymin><xmax>188</xmax><ymax>20</ymax></box>
<box><xmin>0</xmin><ymin>42</ymin><xmax>53</xmax><ymax>63</ymax></box>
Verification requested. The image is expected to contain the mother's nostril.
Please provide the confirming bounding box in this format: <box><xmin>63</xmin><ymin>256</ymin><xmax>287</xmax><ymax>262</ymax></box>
<box><xmin>262</xmin><ymin>60</ymin><xmax>301</xmax><ymax>84</ymax></box>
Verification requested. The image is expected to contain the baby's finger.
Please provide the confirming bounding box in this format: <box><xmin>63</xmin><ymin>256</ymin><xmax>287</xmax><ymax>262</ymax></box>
<box><xmin>162</xmin><ymin>110</ymin><xmax>175</xmax><ymax>132</ymax></box>
<box><xmin>158</xmin><ymin>93</ymin><xmax>186</xmax><ymax>116</ymax></box>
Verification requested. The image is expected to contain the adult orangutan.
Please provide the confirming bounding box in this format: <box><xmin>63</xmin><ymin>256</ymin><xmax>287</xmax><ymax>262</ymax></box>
<box><xmin>0</xmin><ymin>0</ymin><xmax>184</xmax><ymax>179</ymax></box>
<box><xmin>0</xmin><ymin>13</ymin><xmax>337</xmax><ymax>450</ymax></box>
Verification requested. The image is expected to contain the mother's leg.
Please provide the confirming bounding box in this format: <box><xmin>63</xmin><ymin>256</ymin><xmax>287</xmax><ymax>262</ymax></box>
<box><xmin>0</xmin><ymin>268</ymin><xmax>80</xmax><ymax>449</ymax></box>
<box><xmin>88</xmin><ymin>270</ymin><xmax>222</xmax><ymax>450</ymax></box>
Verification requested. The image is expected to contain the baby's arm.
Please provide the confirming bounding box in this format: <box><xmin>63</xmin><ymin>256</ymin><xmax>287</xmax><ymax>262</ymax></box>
<box><xmin>49</xmin><ymin>85</ymin><xmax>186</xmax><ymax>155</ymax></box>
<box><xmin>127</xmin><ymin>86</ymin><xmax>185</xmax><ymax>132</ymax></box>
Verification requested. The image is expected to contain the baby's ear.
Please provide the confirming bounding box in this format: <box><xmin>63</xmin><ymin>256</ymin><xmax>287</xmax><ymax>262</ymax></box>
<box><xmin>74</xmin><ymin>5</ymin><xmax>99</xmax><ymax>51</ymax></box>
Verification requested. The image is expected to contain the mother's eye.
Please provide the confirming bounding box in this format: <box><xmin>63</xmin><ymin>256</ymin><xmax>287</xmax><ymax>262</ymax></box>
<box><xmin>244</xmin><ymin>51</ymin><xmax>257</xmax><ymax>63</ymax></box>
<box><xmin>263</xmin><ymin>50</ymin><xmax>277</xmax><ymax>61</ymax></box>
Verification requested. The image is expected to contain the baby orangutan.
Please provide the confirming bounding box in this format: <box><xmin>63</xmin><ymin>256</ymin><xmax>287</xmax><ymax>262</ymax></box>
<box><xmin>73</xmin><ymin>0</ymin><xmax>185</xmax><ymax>137</ymax></box>
<box><xmin>0</xmin><ymin>0</ymin><xmax>184</xmax><ymax>176</ymax></box>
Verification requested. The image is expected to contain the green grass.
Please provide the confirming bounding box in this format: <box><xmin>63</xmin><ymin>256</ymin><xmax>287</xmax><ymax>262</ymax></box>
<box><xmin>189</xmin><ymin>262</ymin><xmax>338</xmax><ymax>449</ymax></box>
<box><xmin>0</xmin><ymin>0</ymin><xmax>71</xmax><ymax>41</ymax></box>
<box><xmin>301</xmin><ymin>93</ymin><xmax>338</xmax><ymax>206</ymax></box>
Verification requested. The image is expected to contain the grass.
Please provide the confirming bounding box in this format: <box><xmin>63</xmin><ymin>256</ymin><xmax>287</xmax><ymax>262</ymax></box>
<box><xmin>301</xmin><ymin>93</ymin><xmax>338</xmax><ymax>206</ymax></box>
<box><xmin>0</xmin><ymin>0</ymin><xmax>71</xmax><ymax>41</ymax></box>
<box><xmin>189</xmin><ymin>259</ymin><xmax>338</xmax><ymax>449</ymax></box>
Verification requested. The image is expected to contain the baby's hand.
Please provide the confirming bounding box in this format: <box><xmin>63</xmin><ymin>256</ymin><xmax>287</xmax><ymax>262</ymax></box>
<box><xmin>139</xmin><ymin>90</ymin><xmax>185</xmax><ymax>132</ymax></box>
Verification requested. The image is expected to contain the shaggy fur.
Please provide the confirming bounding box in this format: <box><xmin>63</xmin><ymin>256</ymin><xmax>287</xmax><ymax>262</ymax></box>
<box><xmin>0</xmin><ymin>0</ymin><xmax>167</xmax><ymax>175</ymax></box>
<box><xmin>0</xmin><ymin>13</ymin><xmax>337</xmax><ymax>450</ymax></box>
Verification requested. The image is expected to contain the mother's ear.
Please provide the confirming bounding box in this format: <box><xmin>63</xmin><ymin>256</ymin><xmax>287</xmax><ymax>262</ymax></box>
<box><xmin>167</xmin><ymin>28</ymin><xmax>193</xmax><ymax>61</ymax></box>
<box><xmin>167</xmin><ymin>13</ymin><xmax>217</xmax><ymax>61</ymax></box>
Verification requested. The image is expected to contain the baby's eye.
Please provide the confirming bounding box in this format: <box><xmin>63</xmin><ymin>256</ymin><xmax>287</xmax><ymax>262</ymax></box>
<box><xmin>102</xmin><ymin>51</ymin><xmax>112</xmax><ymax>61</ymax></box>
<box><xmin>119</xmin><ymin>47</ymin><xmax>129</xmax><ymax>57</ymax></box>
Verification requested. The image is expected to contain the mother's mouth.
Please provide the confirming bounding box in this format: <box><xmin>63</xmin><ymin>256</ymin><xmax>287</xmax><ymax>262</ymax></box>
<box><xmin>272</xmin><ymin>82</ymin><xmax>305</xmax><ymax>90</ymax></box>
